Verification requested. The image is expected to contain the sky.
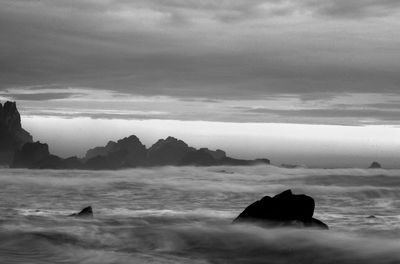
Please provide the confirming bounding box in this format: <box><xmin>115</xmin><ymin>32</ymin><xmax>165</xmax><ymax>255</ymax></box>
<box><xmin>1</xmin><ymin>0</ymin><xmax>400</xmax><ymax>167</ymax></box>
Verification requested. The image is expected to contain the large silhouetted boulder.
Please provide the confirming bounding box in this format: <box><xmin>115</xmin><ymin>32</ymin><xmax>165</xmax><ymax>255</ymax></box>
<box><xmin>233</xmin><ymin>189</ymin><xmax>328</xmax><ymax>229</ymax></box>
<box><xmin>147</xmin><ymin>136</ymin><xmax>195</xmax><ymax>166</ymax></box>
<box><xmin>0</xmin><ymin>101</ymin><xmax>33</xmax><ymax>165</ymax></box>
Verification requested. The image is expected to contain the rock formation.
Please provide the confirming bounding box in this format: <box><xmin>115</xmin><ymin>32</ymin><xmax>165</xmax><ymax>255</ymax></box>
<box><xmin>69</xmin><ymin>206</ymin><xmax>93</xmax><ymax>218</ymax></box>
<box><xmin>233</xmin><ymin>189</ymin><xmax>328</xmax><ymax>229</ymax></box>
<box><xmin>84</xmin><ymin>135</ymin><xmax>147</xmax><ymax>169</ymax></box>
<box><xmin>11</xmin><ymin>141</ymin><xmax>82</xmax><ymax>169</ymax></box>
<box><xmin>0</xmin><ymin>101</ymin><xmax>32</xmax><ymax>165</ymax></box>
<box><xmin>11</xmin><ymin>141</ymin><xmax>51</xmax><ymax>168</ymax></box>
<box><xmin>180</xmin><ymin>148</ymin><xmax>219</xmax><ymax>166</ymax></box>
<box><xmin>369</xmin><ymin>161</ymin><xmax>382</xmax><ymax>169</ymax></box>
<box><xmin>147</xmin><ymin>136</ymin><xmax>195</xmax><ymax>166</ymax></box>
<box><xmin>85</xmin><ymin>141</ymin><xmax>117</xmax><ymax>159</ymax></box>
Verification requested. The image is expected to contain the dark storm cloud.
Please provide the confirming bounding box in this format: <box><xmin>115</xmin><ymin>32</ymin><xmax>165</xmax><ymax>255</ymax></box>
<box><xmin>1</xmin><ymin>0</ymin><xmax>400</xmax><ymax>102</ymax></box>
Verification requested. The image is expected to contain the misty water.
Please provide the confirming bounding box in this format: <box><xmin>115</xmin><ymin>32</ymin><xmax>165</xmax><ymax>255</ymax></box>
<box><xmin>1</xmin><ymin>165</ymin><xmax>400</xmax><ymax>263</ymax></box>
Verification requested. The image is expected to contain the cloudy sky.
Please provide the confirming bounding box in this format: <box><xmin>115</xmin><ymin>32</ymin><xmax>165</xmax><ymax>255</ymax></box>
<box><xmin>1</xmin><ymin>0</ymin><xmax>400</xmax><ymax>167</ymax></box>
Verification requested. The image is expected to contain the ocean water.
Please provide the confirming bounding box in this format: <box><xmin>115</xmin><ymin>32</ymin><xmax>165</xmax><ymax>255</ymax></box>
<box><xmin>1</xmin><ymin>165</ymin><xmax>400</xmax><ymax>264</ymax></box>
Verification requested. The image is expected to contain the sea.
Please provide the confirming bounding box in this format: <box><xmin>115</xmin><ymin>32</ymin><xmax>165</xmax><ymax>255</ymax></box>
<box><xmin>1</xmin><ymin>165</ymin><xmax>400</xmax><ymax>264</ymax></box>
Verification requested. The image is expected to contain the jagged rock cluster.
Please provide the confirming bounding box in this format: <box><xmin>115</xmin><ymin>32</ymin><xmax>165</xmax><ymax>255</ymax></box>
<box><xmin>11</xmin><ymin>135</ymin><xmax>270</xmax><ymax>169</ymax></box>
<box><xmin>1</xmin><ymin>101</ymin><xmax>269</xmax><ymax>169</ymax></box>
<box><xmin>0</xmin><ymin>101</ymin><xmax>32</xmax><ymax>165</ymax></box>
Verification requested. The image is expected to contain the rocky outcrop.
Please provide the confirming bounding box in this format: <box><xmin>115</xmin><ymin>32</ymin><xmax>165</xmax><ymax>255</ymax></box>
<box><xmin>11</xmin><ymin>141</ymin><xmax>51</xmax><ymax>168</ymax></box>
<box><xmin>85</xmin><ymin>141</ymin><xmax>117</xmax><ymax>159</ymax></box>
<box><xmin>199</xmin><ymin>148</ymin><xmax>226</xmax><ymax>160</ymax></box>
<box><xmin>180</xmin><ymin>149</ymin><xmax>219</xmax><ymax>166</ymax></box>
<box><xmin>11</xmin><ymin>141</ymin><xmax>81</xmax><ymax>169</ymax></box>
<box><xmin>233</xmin><ymin>189</ymin><xmax>328</xmax><ymax>229</ymax></box>
<box><xmin>83</xmin><ymin>135</ymin><xmax>270</xmax><ymax>169</ymax></box>
<box><xmin>369</xmin><ymin>161</ymin><xmax>382</xmax><ymax>169</ymax></box>
<box><xmin>147</xmin><ymin>136</ymin><xmax>195</xmax><ymax>166</ymax></box>
<box><xmin>69</xmin><ymin>206</ymin><xmax>93</xmax><ymax>218</ymax></box>
<box><xmin>0</xmin><ymin>101</ymin><xmax>32</xmax><ymax>165</ymax></box>
<box><xmin>84</xmin><ymin>135</ymin><xmax>147</xmax><ymax>169</ymax></box>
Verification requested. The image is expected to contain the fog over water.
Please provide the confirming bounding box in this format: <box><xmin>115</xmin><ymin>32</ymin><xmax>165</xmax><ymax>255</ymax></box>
<box><xmin>2</xmin><ymin>166</ymin><xmax>400</xmax><ymax>263</ymax></box>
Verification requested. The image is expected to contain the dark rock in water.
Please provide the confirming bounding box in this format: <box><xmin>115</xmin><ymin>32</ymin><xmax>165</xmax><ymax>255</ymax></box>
<box><xmin>148</xmin><ymin>136</ymin><xmax>195</xmax><ymax>166</ymax></box>
<box><xmin>233</xmin><ymin>189</ymin><xmax>328</xmax><ymax>229</ymax></box>
<box><xmin>367</xmin><ymin>215</ymin><xmax>377</xmax><ymax>219</ymax></box>
<box><xmin>0</xmin><ymin>101</ymin><xmax>33</xmax><ymax>165</ymax></box>
<box><xmin>70</xmin><ymin>206</ymin><xmax>93</xmax><ymax>218</ymax></box>
<box><xmin>369</xmin><ymin>161</ymin><xmax>382</xmax><ymax>169</ymax></box>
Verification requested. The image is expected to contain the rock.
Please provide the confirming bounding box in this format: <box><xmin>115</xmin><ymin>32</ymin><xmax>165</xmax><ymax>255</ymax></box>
<box><xmin>180</xmin><ymin>149</ymin><xmax>219</xmax><ymax>166</ymax></box>
<box><xmin>69</xmin><ymin>206</ymin><xmax>93</xmax><ymax>218</ymax></box>
<box><xmin>11</xmin><ymin>141</ymin><xmax>77</xmax><ymax>169</ymax></box>
<box><xmin>11</xmin><ymin>141</ymin><xmax>51</xmax><ymax>168</ymax></box>
<box><xmin>0</xmin><ymin>101</ymin><xmax>33</xmax><ymax>165</ymax></box>
<box><xmin>84</xmin><ymin>135</ymin><xmax>147</xmax><ymax>169</ymax></box>
<box><xmin>369</xmin><ymin>161</ymin><xmax>382</xmax><ymax>169</ymax></box>
<box><xmin>367</xmin><ymin>215</ymin><xmax>377</xmax><ymax>219</ymax></box>
<box><xmin>85</xmin><ymin>141</ymin><xmax>117</xmax><ymax>159</ymax></box>
<box><xmin>147</xmin><ymin>136</ymin><xmax>195</xmax><ymax>166</ymax></box>
<box><xmin>233</xmin><ymin>189</ymin><xmax>328</xmax><ymax>229</ymax></box>
<box><xmin>199</xmin><ymin>148</ymin><xmax>226</xmax><ymax>160</ymax></box>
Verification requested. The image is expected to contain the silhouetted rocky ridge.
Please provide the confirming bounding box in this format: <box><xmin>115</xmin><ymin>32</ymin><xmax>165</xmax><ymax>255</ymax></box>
<box><xmin>3</xmin><ymin>101</ymin><xmax>270</xmax><ymax>169</ymax></box>
<box><xmin>0</xmin><ymin>101</ymin><xmax>32</xmax><ymax>165</ymax></box>
<box><xmin>83</xmin><ymin>136</ymin><xmax>270</xmax><ymax>169</ymax></box>
<box><xmin>233</xmin><ymin>189</ymin><xmax>328</xmax><ymax>229</ymax></box>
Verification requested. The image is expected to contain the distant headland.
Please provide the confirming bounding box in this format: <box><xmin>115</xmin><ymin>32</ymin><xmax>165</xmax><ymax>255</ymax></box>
<box><xmin>0</xmin><ymin>101</ymin><xmax>270</xmax><ymax>169</ymax></box>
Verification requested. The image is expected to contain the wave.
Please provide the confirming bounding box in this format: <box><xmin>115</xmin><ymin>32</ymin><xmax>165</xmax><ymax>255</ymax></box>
<box><xmin>2</xmin><ymin>223</ymin><xmax>400</xmax><ymax>264</ymax></box>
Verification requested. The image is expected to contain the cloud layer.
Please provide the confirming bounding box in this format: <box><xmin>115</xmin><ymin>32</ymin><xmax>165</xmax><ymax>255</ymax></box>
<box><xmin>1</xmin><ymin>0</ymin><xmax>400</xmax><ymax>124</ymax></box>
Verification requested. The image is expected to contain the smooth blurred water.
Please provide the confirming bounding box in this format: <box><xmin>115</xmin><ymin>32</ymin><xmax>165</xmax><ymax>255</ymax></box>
<box><xmin>1</xmin><ymin>166</ymin><xmax>400</xmax><ymax>263</ymax></box>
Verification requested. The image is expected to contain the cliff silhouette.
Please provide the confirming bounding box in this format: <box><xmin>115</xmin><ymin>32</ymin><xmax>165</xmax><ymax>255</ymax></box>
<box><xmin>2</xmin><ymin>101</ymin><xmax>270</xmax><ymax>169</ymax></box>
<box><xmin>0</xmin><ymin>101</ymin><xmax>32</xmax><ymax>165</ymax></box>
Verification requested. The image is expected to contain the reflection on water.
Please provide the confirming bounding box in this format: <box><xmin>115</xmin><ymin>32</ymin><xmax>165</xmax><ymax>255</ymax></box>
<box><xmin>1</xmin><ymin>166</ymin><xmax>400</xmax><ymax>263</ymax></box>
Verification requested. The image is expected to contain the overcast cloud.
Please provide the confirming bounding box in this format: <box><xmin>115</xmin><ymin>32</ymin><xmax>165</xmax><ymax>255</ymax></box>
<box><xmin>1</xmin><ymin>0</ymin><xmax>400</xmax><ymax>124</ymax></box>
